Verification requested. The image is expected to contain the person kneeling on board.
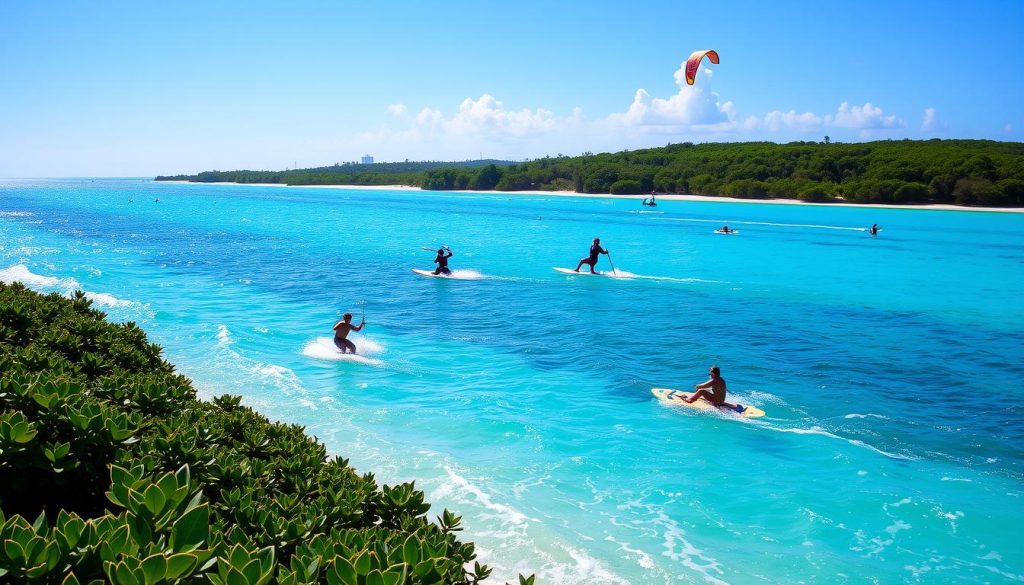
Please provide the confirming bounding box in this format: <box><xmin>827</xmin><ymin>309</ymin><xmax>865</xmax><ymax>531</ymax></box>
<box><xmin>686</xmin><ymin>365</ymin><xmax>727</xmax><ymax>406</ymax></box>
<box><xmin>333</xmin><ymin>312</ymin><xmax>365</xmax><ymax>354</ymax></box>
<box><xmin>574</xmin><ymin>237</ymin><xmax>608</xmax><ymax>274</ymax></box>
<box><xmin>433</xmin><ymin>246</ymin><xmax>453</xmax><ymax>275</ymax></box>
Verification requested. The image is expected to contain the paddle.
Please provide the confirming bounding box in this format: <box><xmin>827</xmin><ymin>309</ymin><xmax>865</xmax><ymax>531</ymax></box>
<box><xmin>606</xmin><ymin>250</ymin><xmax>617</xmax><ymax>276</ymax></box>
<box><xmin>359</xmin><ymin>300</ymin><xmax>366</xmax><ymax>325</ymax></box>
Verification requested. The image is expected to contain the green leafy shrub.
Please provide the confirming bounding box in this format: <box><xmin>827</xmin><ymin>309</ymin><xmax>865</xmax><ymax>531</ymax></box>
<box><xmin>1</xmin><ymin>283</ymin><xmax>533</xmax><ymax>584</ymax></box>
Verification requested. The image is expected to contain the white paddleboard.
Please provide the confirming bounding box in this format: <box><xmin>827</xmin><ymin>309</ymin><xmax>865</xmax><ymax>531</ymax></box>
<box><xmin>412</xmin><ymin>269</ymin><xmax>485</xmax><ymax>280</ymax></box>
<box><xmin>553</xmin><ymin>267</ymin><xmax>624</xmax><ymax>278</ymax></box>
<box><xmin>412</xmin><ymin>268</ymin><xmax>450</xmax><ymax>278</ymax></box>
<box><xmin>714</xmin><ymin>230</ymin><xmax>739</xmax><ymax>235</ymax></box>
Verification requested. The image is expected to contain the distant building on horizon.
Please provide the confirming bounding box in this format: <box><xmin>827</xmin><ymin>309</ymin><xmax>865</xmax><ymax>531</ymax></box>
<box><xmin>361</xmin><ymin>154</ymin><xmax>374</xmax><ymax>165</ymax></box>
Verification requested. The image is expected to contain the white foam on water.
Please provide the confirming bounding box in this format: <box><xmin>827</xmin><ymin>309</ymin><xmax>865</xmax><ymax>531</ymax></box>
<box><xmin>630</xmin><ymin>273</ymin><xmax>726</xmax><ymax>284</ymax></box>
<box><xmin>604</xmin><ymin>535</ymin><xmax>656</xmax><ymax>570</ymax></box>
<box><xmin>446</xmin><ymin>269</ymin><xmax>487</xmax><ymax>280</ymax></box>
<box><xmin>216</xmin><ymin>324</ymin><xmax>233</xmax><ymax>346</ymax></box>
<box><xmin>844</xmin><ymin>413</ymin><xmax>891</xmax><ymax>420</ymax></box>
<box><xmin>1</xmin><ymin>264</ymin><xmax>146</xmax><ymax>314</ymax></box>
<box><xmin>434</xmin><ymin>465</ymin><xmax>531</xmax><ymax>527</ymax></box>
<box><xmin>302</xmin><ymin>336</ymin><xmax>384</xmax><ymax>366</ymax></box>
<box><xmin>0</xmin><ymin>210</ymin><xmax>33</xmax><ymax>217</ymax></box>
<box><xmin>84</xmin><ymin>291</ymin><xmax>134</xmax><ymax>308</ymax></box>
<box><xmin>768</xmin><ymin>425</ymin><xmax>915</xmax><ymax>460</ymax></box>
<box><xmin>12</xmin><ymin>246</ymin><xmax>61</xmax><ymax>255</ymax></box>
<box><xmin>1</xmin><ymin>263</ymin><xmax>62</xmax><ymax>287</ymax></box>
<box><xmin>654</xmin><ymin>508</ymin><xmax>727</xmax><ymax>585</ymax></box>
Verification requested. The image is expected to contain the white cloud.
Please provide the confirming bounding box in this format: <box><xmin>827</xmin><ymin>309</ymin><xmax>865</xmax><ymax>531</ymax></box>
<box><xmin>828</xmin><ymin>102</ymin><xmax>902</xmax><ymax>130</ymax></box>
<box><xmin>607</xmin><ymin>60</ymin><xmax>732</xmax><ymax>129</ymax></box>
<box><xmin>762</xmin><ymin>110</ymin><xmax>824</xmax><ymax>132</ymax></box>
<box><xmin>344</xmin><ymin>63</ymin><xmax>917</xmax><ymax>162</ymax></box>
<box><xmin>921</xmin><ymin>107</ymin><xmax>937</xmax><ymax>131</ymax></box>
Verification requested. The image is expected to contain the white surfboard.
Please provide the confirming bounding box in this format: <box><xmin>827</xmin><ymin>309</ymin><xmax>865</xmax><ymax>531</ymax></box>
<box><xmin>553</xmin><ymin>267</ymin><xmax>625</xmax><ymax>278</ymax></box>
<box><xmin>412</xmin><ymin>268</ymin><xmax>449</xmax><ymax>278</ymax></box>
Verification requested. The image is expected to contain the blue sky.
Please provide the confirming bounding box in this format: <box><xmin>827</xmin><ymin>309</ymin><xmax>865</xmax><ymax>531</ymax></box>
<box><xmin>1</xmin><ymin>0</ymin><xmax>1021</xmax><ymax>176</ymax></box>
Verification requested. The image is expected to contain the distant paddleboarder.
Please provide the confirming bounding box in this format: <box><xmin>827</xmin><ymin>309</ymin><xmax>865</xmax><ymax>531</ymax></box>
<box><xmin>332</xmin><ymin>312</ymin><xmax>365</xmax><ymax>354</ymax></box>
<box><xmin>433</xmin><ymin>246</ymin><xmax>453</xmax><ymax>275</ymax></box>
<box><xmin>574</xmin><ymin>238</ymin><xmax>609</xmax><ymax>274</ymax></box>
<box><xmin>870</xmin><ymin>223</ymin><xmax>880</xmax><ymax>237</ymax></box>
<box><xmin>686</xmin><ymin>365</ymin><xmax>727</xmax><ymax>406</ymax></box>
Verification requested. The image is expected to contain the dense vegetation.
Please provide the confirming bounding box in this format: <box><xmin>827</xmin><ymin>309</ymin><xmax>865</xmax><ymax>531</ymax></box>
<box><xmin>0</xmin><ymin>283</ymin><xmax>532</xmax><ymax>585</ymax></box>
<box><xmin>159</xmin><ymin>140</ymin><xmax>1024</xmax><ymax>207</ymax></box>
<box><xmin>155</xmin><ymin>161</ymin><xmax>513</xmax><ymax>188</ymax></box>
<box><xmin>421</xmin><ymin>140</ymin><xmax>1024</xmax><ymax>206</ymax></box>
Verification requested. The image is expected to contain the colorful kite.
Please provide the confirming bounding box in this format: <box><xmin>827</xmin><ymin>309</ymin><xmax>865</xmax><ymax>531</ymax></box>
<box><xmin>685</xmin><ymin>50</ymin><xmax>719</xmax><ymax>85</ymax></box>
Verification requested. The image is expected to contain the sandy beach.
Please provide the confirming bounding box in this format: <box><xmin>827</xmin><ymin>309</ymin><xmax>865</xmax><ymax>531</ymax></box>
<box><xmin>164</xmin><ymin>181</ymin><xmax>1024</xmax><ymax>213</ymax></box>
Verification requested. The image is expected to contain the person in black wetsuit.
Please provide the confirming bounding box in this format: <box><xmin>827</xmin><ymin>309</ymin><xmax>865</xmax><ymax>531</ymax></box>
<box><xmin>433</xmin><ymin>247</ymin><xmax>453</xmax><ymax>275</ymax></box>
<box><xmin>574</xmin><ymin>238</ymin><xmax>608</xmax><ymax>274</ymax></box>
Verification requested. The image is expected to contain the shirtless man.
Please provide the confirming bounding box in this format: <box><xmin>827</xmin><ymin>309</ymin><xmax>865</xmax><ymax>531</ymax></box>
<box><xmin>869</xmin><ymin>223</ymin><xmax>879</xmax><ymax>236</ymax></box>
<box><xmin>332</xmin><ymin>312</ymin><xmax>365</xmax><ymax>354</ymax></box>
<box><xmin>686</xmin><ymin>365</ymin><xmax>727</xmax><ymax>406</ymax></box>
<box><xmin>574</xmin><ymin>238</ymin><xmax>608</xmax><ymax>274</ymax></box>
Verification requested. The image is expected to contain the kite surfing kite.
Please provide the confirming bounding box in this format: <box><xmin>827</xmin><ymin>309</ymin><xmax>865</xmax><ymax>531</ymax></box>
<box><xmin>685</xmin><ymin>50</ymin><xmax>719</xmax><ymax>85</ymax></box>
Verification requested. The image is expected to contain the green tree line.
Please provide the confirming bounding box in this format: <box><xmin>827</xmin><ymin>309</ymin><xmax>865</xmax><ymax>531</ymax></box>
<box><xmin>159</xmin><ymin>140</ymin><xmax>1024</xmax><ymax>207</ymax></box>
<box><xmin>155</xmin><ymin>160</ymin><xmax>513</xmax><ymax>188</ymax></box>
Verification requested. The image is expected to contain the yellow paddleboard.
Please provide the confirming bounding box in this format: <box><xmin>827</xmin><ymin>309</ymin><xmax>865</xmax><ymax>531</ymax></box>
<box><xmin>651</xmin><ymin>388</ymin><xmax>765</xmax><ymax>418</ymax></box>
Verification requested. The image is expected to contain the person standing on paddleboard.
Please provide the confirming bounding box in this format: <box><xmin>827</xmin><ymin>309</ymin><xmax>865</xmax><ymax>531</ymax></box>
<box><xmin>432</xmin><ymin>245</ymin><xmax>452</xmax><ymax>276</ymax></box>
<box><xmin>686</xmin><ymin>365</ymin><xmax>727</xmax><ymax>406</ymax></box>
<box><xmin>574</xmin><ymin>237</ymin><xmax>608</xmax><ymax>274</ymax></box>
<box><xmin>332</xmin><ymin>312</ymin><xmax>365</xmax><ymax>354</ymax></box>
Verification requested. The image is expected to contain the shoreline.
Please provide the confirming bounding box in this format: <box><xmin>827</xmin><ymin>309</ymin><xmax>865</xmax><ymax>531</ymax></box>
<box><xmin>160</xmin><ymin>181</ymin><xmax>1024</xmax><ymax>213</ymax></box>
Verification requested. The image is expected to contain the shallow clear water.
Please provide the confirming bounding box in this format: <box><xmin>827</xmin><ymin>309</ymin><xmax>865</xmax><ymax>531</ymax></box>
<box><xmin>2</xmin><ymin>178</ymin><xmax>1022</xmax><ymax>584</ymax></box>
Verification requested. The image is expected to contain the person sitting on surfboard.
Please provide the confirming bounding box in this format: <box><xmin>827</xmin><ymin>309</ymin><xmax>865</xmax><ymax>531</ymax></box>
<box><xmin>433</xmin><ymin>246</ymin><xmax>453</xmax><ymax>275</ymax></box>
<box><xmin>332</xmin><ymin>312</ymin><xmax>365</xmax><ymax>354</ymax></box>
<box><xmin>720</xmin><ymin>225</ymin><xmax>731</xmax><ymax>234</ymax></box>
<box><xmin>574</xmin><ymin>238</ymin><xmax>608</xmax><ymax>274</ymax></box>
<box><xmin>686</xmin><ymin>365</ymin><xmax>727</xmax><ymax>406</ymax></box>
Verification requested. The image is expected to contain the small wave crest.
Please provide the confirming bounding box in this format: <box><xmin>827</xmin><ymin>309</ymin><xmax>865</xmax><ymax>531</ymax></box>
<box><xmin>1</xmin><ymin>264</ymin><xmax>143</xmax><ymax>312</ymax></box>
<box><xmin>84</xmin><ymin>291</ymin><xmax>134</xmax><ymax>308</ymax></box>
<box><xmin>769</xmin><ymin>425</ymin><xmax>915</xmax><ymax>460</ymax></box>
<box><xmin>1</xmin><ymin>263</ymin><xmax>68</xmax><ymax>288</ymax></box>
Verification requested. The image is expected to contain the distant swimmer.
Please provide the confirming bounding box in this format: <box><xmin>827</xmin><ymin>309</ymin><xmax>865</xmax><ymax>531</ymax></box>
<box><xmin>720</xmin><ymin>225</ymin><xmax>732</xmax><ymax>234</ymax></box>
<box><xmin>869</xmin><ymin>223</ymin><xmax>879</xmax><ymax>236</ymax></box>
<box><xmin>433</xmin><ymin>246</ymin><xmax>453</xmax><ymax>275</ymax></box>
<box><xmin>686</xmin><ymin>365</ymin><xmax>727</xmax><ymax>406</ymax></box>
<box><xmin>574</xmin><ymin>237</ymin><xmax>608</xmax><ymax>274</ymax></box>
<box><xmin>332</xmin><ymin>312</ymin><xmax>365</xmax><ymax>354</ymax></box>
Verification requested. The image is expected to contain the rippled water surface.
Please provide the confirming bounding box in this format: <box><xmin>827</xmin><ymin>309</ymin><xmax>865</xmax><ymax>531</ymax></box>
<box><xmin>2</xmin><ymin>179</ymin><xmax>1022</xmax><ymax>583</ymax></box>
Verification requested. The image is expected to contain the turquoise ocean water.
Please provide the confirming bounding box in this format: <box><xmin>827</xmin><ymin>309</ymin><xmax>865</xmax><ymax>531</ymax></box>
<box><xmin>2</xmin><ymin>178</ymin><xmax>1022</xmax><ymax>584</ymax></box>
